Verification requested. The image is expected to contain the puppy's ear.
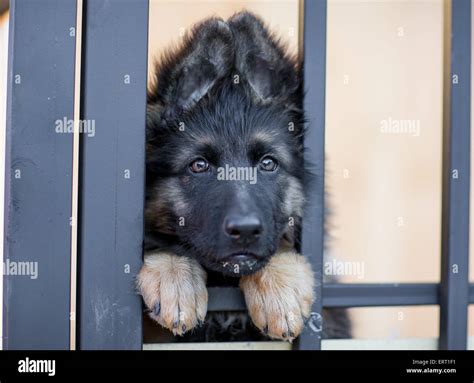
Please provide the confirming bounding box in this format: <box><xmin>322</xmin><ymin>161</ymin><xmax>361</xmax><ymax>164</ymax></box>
<box><xmin>228</xmin><ymin>12</ymin><xmax>299</xmax><ymax>102</ymax></box>
<box><xmin>150</xmin><ymin>18</ymin><xmax>233</xmax><ymax>114</ymax></box>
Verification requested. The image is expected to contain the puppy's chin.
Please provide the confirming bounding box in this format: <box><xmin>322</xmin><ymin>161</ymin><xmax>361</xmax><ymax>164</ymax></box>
<box><xmin>197</xmin><ymin>255</ymin><xmax>270</xmax><ymax>277</ymax></box>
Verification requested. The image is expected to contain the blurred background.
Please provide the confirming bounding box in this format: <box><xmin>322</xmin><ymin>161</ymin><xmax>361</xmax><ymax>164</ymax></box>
<box><xmin>0</xmin><ymin>0</ymin><xmax>473</xmax><ymax>344</ymax></box>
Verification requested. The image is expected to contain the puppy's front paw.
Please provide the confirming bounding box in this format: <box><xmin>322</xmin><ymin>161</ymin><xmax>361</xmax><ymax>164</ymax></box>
<box><xmin>239</xmin><ymin>251</ymin><xmax>314</xmax><ymax>342</ymax></box>
<box><xmin>137</xmin><ymin>251</ymin><xmax>208</xmax><ymax>336</ymax></box>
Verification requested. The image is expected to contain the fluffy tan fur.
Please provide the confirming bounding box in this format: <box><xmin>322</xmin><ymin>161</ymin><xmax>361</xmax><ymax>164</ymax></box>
<box><xmin>138</xmin><ymin>250</ymin><xmax>314</xmax><ymax>341</ymax></box>
<box><xmin>137</xmin><ymin>251</ymin><xmax>208</xmax><ymax>336</ymax></box>
<box><xmin>239</xmin><ymin>251</ymin><xmax>314</xmax><ymax>342</ymax></box>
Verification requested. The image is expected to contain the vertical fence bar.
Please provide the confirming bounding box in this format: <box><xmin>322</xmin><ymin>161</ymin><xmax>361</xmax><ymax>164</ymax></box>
<box><xmin>439</xmin><ymin>0</ymin><xmax>471</xmax><ymax>350</ymax></box>
<box><xmin>296</xmin><ymin>0</ymin><xmax>327</xmax><ymax>350</ymax></box>
<box><xmin>79</xmin><ymin>0</ymin><xmax>149</xmax><ymax>349</ymax></box>
<box><xmin>3</xmin><ymin>0</ymin><xmax>77</xmax><ymax>349</ymax></box>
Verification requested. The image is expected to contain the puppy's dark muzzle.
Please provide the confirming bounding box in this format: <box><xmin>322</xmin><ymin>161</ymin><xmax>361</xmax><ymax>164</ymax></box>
<box><xmin>219</xmin><ymin>214</ymin><xmax>269</xmax><ymax>275</ymax></box>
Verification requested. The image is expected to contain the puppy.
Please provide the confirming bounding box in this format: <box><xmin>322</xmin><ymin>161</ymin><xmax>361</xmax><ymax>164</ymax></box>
<box><xmin>138</xmin><ymin>11</ymin><xmax>344</xmax><ymax>342</ymax></box>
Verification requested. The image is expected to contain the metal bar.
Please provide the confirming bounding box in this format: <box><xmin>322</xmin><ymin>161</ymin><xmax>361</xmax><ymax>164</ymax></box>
<box><xmin>3</xmin><ymin>0</ymin><xmax>77</xmax><ymax>349</ymax></box>
<box><xmin>322</xmin><ymin>284</ymin><xmax>439</xmax><ymax>307</ymax></box>
<box><xmin>208</xmin><ymin>283</ymin><xmax>474</xmax><ymax>312</ymax></box>
<box><xmin>208</xmin><ymin>287</ymin><xmax>246</xmax><ymax>311</ymax></box>
<box><xmin>295</xmin><ymin>0</ymin><xmax>327</xmax><ymax>350</ymax></box>
<box><xmin>79</xmin><ymin>0</ymin><xmax>149</xmax><ymax>350</ymax></box>
<box><xmin>439</xmin><ymin>0</ymin><xmax>471</xmax><ymax>351</ymax></box>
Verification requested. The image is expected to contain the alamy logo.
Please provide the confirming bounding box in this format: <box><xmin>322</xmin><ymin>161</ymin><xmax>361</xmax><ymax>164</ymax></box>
<box><xmin>55</xmin><ymin>117</ymin><xmax>95</xmax><ymax>137</ymax></box>
<box><xmin>18</xmin><ymin>358</ymin><xmax>55</xmax><ymax>376</ymax></box>
<box><xmin>324</xmin><ymin>259</ymin><xmax>365</xmax><ymax>280</ymax></box>
<box><xmin>380</xmin><ymin>117</ymin><xmax>420</xmax><ymax>137</ymax></box>
<box><xmin>3</xmin><ymin>258</ymin><xmax>38</xmax><ymax>279</ymax></box>
<box><xmin>217</xmin><ymin>164</ymin><xmax>257</xmax><ymax>184</ymax></box>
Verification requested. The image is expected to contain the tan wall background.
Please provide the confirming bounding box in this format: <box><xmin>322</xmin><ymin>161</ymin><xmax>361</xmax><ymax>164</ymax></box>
<box><xmin>0</xmin><ymin>0</ymin><xmax>473</xmax><ymax>346</ymax></box>
<box><xmin>326</xmin><ymin>0</ymin><xmax>444</xmax><ymax>338</ymax></box>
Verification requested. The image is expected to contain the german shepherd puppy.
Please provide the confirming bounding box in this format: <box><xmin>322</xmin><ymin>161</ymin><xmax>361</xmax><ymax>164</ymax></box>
<box><xmin>138</xmin><ymin>11</ymin><xmax>350</xmax><ymax>342</ymax></box>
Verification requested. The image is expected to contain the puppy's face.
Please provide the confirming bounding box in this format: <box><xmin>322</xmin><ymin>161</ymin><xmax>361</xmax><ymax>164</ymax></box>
<box><xmin>147</xmin><ymin>86</ymin><xmax>304</xmax><ymax>276</ymax></box>
<box><xmin>146</xmin><ymin>13</ymin><xmax>305</xmax><ymax>276</ymax></box>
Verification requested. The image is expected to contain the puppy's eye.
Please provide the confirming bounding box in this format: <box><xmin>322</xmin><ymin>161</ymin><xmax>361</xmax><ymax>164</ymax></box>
<box><xmin>259</xmin><ymin>156</ymin><xmax>278</xmax><ymax>172</ymax></box>
<box><xmin>189</xmin><ymin>158</ymin><xmax>210</xmax><ymax>173</ymax></box>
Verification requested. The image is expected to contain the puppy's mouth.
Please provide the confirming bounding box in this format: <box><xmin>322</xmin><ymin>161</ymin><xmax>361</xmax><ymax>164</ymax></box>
<box><xmin>195</xmin><ymin>248</ymin><xmax>274</xmax><ymax>276</ymax></box>
<box><xmin>218</xmin><ymin>252</ymin><xmax>267</xmax><ymax>276</ymax></box>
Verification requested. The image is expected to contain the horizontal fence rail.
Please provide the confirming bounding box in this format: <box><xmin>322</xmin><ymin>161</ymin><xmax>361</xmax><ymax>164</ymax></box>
<box><xmin>208</xmin><ymin>284</ymin><xmax>474</xmax><ymax>312</ymax></box>
<box><xmin>322</xmin><ymin>284</ymin><xmax>440</xmax><ymax>307</ymax></box>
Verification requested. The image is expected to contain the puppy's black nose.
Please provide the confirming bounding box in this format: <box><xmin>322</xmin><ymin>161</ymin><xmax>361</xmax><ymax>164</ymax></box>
<box><xmin>224</xmin><ymin>214</ymin><xmax>262</xmax><ymax>242</ymax></box>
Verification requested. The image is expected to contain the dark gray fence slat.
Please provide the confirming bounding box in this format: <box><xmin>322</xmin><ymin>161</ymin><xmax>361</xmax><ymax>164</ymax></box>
<box><xmin>3</xmin><ymin>0</ymin><xmax>77</xmax><ymax>349</ymax></box>
<box><xmin>79</xmin><ymin>0</ymin><xmax>149</xmax><ymax>350</ymax></box>
<box><xmin>439</xmin><ymin>0</ymin><xmax>471</xmax><ymax>351</ymax></box>
<box><xmin>295</xmin><ymin>0</ymin><xmax>327</xmax><ymax>350</ymax></box>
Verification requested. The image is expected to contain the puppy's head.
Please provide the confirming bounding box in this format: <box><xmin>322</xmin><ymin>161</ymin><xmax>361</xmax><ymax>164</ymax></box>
<box><xmin>146</xmin><ymin>12</ymin><xmax>306</xmax><ymax>276</ymax></box>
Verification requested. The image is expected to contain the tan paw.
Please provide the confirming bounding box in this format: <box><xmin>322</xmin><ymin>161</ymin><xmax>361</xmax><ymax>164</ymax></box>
<box><xmin>239</xmin><ymin>251</ymin><xmax>314</xmax><ymax>342</ymax></box>
<box><xmin>137</xmin><ymin>251</ymin><xmax>208</xmax><ymax>336</ymax></box>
